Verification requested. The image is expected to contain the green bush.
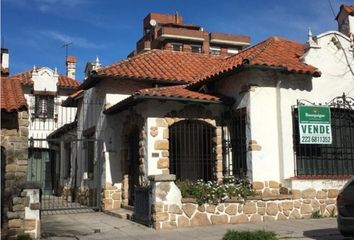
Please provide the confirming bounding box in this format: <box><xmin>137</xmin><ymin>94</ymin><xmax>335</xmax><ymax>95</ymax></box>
<box><xmin>311</xmin><ymin>210</ymin><xmax>323</xmax><ymax>219</ymax></box>
<box><xmin>17</xmin><ymin>233</ymin><xmax>33</xmax><ymax>240</ymax></box>
<box><xmin>176</xmin><ymin>176</ymin><xmax>255</xmax><ymax>205</ymax></box>
<box><xmin>223</xmin><ymin>230</ymin><xmax>278</xmax><ymax>240</ymax></box>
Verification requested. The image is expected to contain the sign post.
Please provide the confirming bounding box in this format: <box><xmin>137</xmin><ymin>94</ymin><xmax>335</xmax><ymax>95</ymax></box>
<box><xmin>298</xmin><ymin>105</ymin><xmax>332</xmax><ymax>144</ymax></box>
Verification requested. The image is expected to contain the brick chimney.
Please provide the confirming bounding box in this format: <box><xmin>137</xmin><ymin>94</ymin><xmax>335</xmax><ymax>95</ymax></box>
<box><xmin>1</xmin><ymin>48</ymin><xmax>9</xmax><ymax>77</ymax></box>
<box><xmin>66</xmin><ymin>55</ymin><xmax>77</xmax><ymax>79</ymax></box>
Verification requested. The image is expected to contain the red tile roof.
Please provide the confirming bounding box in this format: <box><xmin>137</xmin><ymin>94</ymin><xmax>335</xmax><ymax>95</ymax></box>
<box><xmin>192</xmin><ymin>36</ymin><xmax>320</xmax><ymax>86</ymax></box>
<box><xmin>12</xmin><ymin>69</ymin><xmax>80</xmax><ymax>88</ymax></box>
<box><xmin>135</xmin><ymin>85</ymin><xmax>222</xmax><ymax>101</ymax></box>
<box><xmin>95</xmin><ymin>50</ymin><xmax>224</xmax><ymax>83</ymax></box>
<box><xmin>1</xmin><ymin>77</ymin><xmax>27</xmax><ymax>112</ymax></box>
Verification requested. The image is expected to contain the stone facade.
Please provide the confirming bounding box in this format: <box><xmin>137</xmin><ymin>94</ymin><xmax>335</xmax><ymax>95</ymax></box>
<box><xmin>1</xmin><ymin>110</ymin><xmax>31</xmax><ymax>239</ymax></box>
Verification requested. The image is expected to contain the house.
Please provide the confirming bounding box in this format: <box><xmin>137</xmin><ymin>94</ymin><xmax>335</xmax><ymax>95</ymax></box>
<box><xmin>9</xmin><ymin>56</ymin><xmax>80</xmax><ymax>194</ymax></box>
<box><xmin>57</xmin><ymin>7</ymin><xmax>353</xmax><ymax>229</ymax></box>
<box><xmin>129</xmin><ymin>12</ymin><xmax>250</xmax><ymax>57</ymax></box>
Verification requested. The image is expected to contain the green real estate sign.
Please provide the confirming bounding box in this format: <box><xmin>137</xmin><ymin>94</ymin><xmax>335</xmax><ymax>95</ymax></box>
<box><xmin>298</xmin><ymin>105</ymin><xmax>332</xmax><ymax>144</ymax></box>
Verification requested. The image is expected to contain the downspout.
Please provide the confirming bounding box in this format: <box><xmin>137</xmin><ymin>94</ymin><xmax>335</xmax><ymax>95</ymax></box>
<box><xmin>275</xmin><ymin>72</ymin><xmax>285</xmax><ymax>184</ymax></box>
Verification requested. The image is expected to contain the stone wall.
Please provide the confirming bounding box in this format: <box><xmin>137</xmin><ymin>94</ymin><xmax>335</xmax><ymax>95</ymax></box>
<box><xmin>102</xmin><ymin>182</ymin><xmax>122</xmax><ymax>210</ymax></box>
<box><xmin>150</xmin><ymin>176</ymin><xmax>339</xmax><ymax>230</ymax></box>
<box><xmin>6</xmin><ymin>189</ymin><xmax>40</xmax><ymax>239</ymax></box>
<box><xmin>153</xmin><ymin>188</ymin><xmax>338</xmax><ymax>229</ymax></box>
<box><xmin>1</xmin><ymin>110</ymin><xmax>30</xmax><ymax>239</ymax></box>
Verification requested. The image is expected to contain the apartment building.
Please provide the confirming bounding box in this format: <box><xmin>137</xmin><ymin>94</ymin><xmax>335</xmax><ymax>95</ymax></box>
<box><xmin>128</xmin><ymin>12</ymin><xmax>250</xmax><ymax>57</ymax></box>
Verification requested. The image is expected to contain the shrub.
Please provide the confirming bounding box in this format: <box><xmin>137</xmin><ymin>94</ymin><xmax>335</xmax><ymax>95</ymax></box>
<box><xmin>176</xmin><ymin>176</ymin><xmax>254</xmax><ymax>205</ymax></box>
<box><xmin>311</xmin><ymin>210</ymin><xmax>323</xmax><ymax>219</ymax></box>
<box><xmin>17</xmin><ymin>233</ymin><xmax>33</xmax><ymax>240</ymax></box>
<box><xmin>223</xmin><ymin>230</ymin><xmax>278</xmax><ymax>240</ymax></box>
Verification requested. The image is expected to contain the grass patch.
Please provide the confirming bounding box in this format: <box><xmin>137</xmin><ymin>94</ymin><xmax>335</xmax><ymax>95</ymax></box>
<box><xmin>223</xmin><ymin>230</ymin><xmax>278</xmax><ymax>240</ymax></box>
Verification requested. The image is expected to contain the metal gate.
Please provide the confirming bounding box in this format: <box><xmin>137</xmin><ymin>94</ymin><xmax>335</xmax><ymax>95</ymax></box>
<box><xmin>28</xmin><ymin>137</ymin><xmax>102</xmax><ymax>213</ymax></box>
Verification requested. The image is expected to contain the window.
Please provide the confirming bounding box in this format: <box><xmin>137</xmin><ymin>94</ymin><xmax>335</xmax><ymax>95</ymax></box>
<box><xmin>191</xmin><ymin>44</ymin><xmax>202</xmax><ymax>53</ymax></box>
<box><xmin>209</xmin><ymin>46</ymin><xmax>221</xmax><ymax>55</ymax></box>
<box><xmin>169</xmin><ymin>120</ymin><xmax>215</xmax><ymax>182</ymax></box>
<box><xmin>222</xmin><ymin>108</ymin><xmax>247</xmax><ymax>177</ymax></box>
<box><xmin>35</xmin><ymin>95</ymin><xmax>54</xmax><ymax>118</ymax></box>
<box><xmin>293</xmin><ymin>108</ymin><xmax>354</xmax><ymax>176</ymax></box>
<box><xmin>171</xmin><ymin>43</ymin><xmax>182</xmax><ymax>52</ymax></box>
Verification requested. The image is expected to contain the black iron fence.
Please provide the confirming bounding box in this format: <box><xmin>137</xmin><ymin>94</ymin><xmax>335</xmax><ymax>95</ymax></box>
<box><xmin>293</xmin><ymin>94</ymin><xmax>354</xmax><ymax>176</ymax></box>
<box><xmin>134</xmin><ymin>186</ymin><xmax>151</xmax><ymax>226</ymax></box>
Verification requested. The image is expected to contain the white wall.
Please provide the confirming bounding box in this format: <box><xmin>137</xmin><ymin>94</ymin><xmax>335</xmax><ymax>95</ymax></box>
<box><xmin>215</xmin><ymin>31</ymin><xmax>354</xmax><ymax>187</ymax></box>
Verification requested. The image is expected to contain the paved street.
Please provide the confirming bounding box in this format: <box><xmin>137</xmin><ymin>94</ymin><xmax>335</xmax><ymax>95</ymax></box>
<box><xmin>41</xmin><ymin>211</ymin><xmax>351</xmax><ymax>240</ymax></box>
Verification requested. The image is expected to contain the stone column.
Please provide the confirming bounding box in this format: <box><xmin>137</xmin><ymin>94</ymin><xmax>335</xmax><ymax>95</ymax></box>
<box><xmin>149</xmin><ymin>174</ymin><xmax>182</xmax><ymax>229</ymax></box>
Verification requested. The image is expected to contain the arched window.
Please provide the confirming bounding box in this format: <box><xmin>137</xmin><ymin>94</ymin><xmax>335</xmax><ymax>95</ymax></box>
<box><xmin>169</xmin><ymin>120</ymin><xmax>215</xmax><ymax>181</ymax></box>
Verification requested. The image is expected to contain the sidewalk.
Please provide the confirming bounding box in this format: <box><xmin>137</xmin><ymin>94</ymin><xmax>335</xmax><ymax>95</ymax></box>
<box><xmin>41</xmin><ymin>212</ymin><xmax>347</xmax><ymax>240</ymax></box>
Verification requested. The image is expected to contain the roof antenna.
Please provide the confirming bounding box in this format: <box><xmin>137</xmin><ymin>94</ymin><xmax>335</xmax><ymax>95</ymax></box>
<box><xmin>61</xmin><ymin>42</ymin><xmax>73</xmax><ymax>58</ymax></box>
<box><xmin>327</xmin><ymin>0</ymin><xmax>336</xmax><ymax>18</ymax></box>
<box><xmin>175</xmin><ymin>11</ymin><xmax>179</xmax><ymax>24</ymax></box>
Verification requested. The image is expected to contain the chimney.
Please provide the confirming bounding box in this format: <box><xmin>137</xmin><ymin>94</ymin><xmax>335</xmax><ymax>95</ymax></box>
<box><xmin>66</xmin><ymin>55</ymin><xmax>77</xmax><ymax>79</ymax></box>
<box><xmin>1</xmin><ymin>48</ymin><xmax>9</xmax><ymax>76</ymax></box>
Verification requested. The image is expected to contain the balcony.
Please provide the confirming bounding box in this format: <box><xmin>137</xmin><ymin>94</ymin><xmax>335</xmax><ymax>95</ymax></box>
<box><xmin>209</xmin><ymin>33</ymin><xmax>250</xmax><ymax>46</ymax></box>
<box><xmin>157</xmin><ymin>27</ymin><xmax>205</xmax><ymax>42</ymax></box>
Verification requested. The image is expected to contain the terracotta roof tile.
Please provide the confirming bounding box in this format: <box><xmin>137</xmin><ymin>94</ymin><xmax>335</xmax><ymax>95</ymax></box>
<box><xmin>12</xmin><ymin>69</ymin><xmax>80</xmax><ymax>88</ymax></box>
<box><xmin>1</xmin><ymin>77</ymin><xmax>27</xmax><ymax>112</ymax></box>
<box><xmin>96</xmin><ymin>50</ymin><xmax>224</xmax><ymax>83</ymax></box>
<box><xmin>191</xmin><ymin>36</ymin><xmax>320</xmax><ymax>86</ymax></box>
<box><xmin>135</xmin><ymin>85</ymin><xmax>222</xmax><ymax>101</ymax></box>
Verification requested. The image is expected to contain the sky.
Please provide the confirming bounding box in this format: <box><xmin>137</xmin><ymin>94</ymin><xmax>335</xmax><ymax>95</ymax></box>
<box><xmin>1</xmin><ymin>0</ymin><xmax>352</xmax><ymax>81</ymax></box>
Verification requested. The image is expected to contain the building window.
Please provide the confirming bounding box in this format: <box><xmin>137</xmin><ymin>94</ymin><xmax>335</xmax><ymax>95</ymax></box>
<box><xmin>169</xmin><ymin>120</ymin><xmax>215</xmax><ymax>182</ymax></box>
<box><xmin>191</xmin><ymin>44</ymin><xmax>202</xmax><ymax>53</ymax></box>
<box><xmin>222</xmin><ymin>109</ymin><xmax>247</xmax><ymax>177</ymax></box>
<box><xmin>293</xmin><ymin>108</ymin><xmax>354</xmax><ymax>176</ymax></box>
<box><xmin>209</xmin><ymin>46</ymin><xmax>221</xmax><ymax>55</ymax></box>
<box><xmin>35</xmin><ymin>95</ymin><xmax>54</xmax><ymax>118</ymax></box>
<box><xmin>171</xmin><ymin>43</ymin><xmax>182</xmax><ymax>52</ymax></box>
<box><xmin>227</xmin><ymin>48</ymin><xmax>239</xmax><ymax>55</ymax></box>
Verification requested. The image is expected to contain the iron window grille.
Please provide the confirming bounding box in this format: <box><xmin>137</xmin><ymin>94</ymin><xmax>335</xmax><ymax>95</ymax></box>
<box><xmin>293</xmin><ymin>94</ymin><xmax>354</xmax><ymax>176</ymax></box>
<box><xmin>169</xmin><ymin>120</ymin><xmax>215</xmax><ymax>182</ymax></box>
<box><xmin>34</xmin><ymin>95</ymin><xmax>54</xmax><ymax>119</ymax></box>
<box><xmin>222</xmin><ymin>108</ymin><xmax>247</xmax><ymax>177</ymax></box>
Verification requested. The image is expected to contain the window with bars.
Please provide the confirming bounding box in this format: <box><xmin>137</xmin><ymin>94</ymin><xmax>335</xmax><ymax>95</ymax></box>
<box><xmin>35</xmin><ymin>95</ymin><xmax>54</xmax><ymax>118</ymax></box>
<box><xmin>293</xmin><ymin>108</ymin><xmax>354</xmax><ymax>176</ymax></box>
<box><xmin>169</xmin><ymin>120</ymin><xmax>215</xmax><ymax>182</ymax></box>
<box><xmin>222</xmin><ymin>108</ymin><xmax>247</xmax><ymax>177</ymax></box>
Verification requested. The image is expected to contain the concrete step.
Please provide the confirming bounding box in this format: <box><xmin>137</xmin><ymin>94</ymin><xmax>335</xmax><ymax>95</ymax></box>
<box><xmin>104</xmin><ymin>208</ymin><xmax>134</xmax><ymax>220</ymax></box>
